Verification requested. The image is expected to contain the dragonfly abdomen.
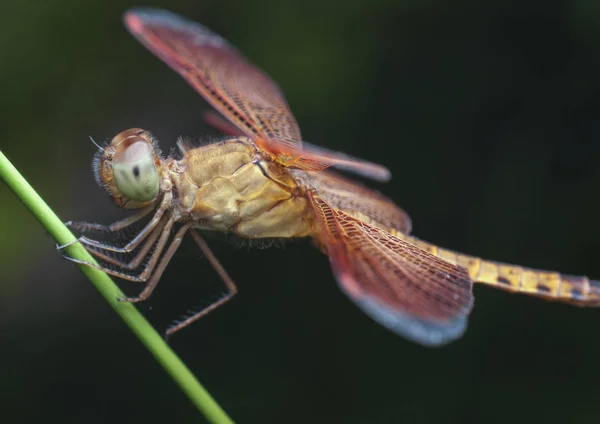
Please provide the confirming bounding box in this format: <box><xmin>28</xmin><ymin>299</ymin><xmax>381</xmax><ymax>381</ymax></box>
<box><xmin>402</xmin><ymin>235</ymin><xmax>600</xmax><ymax>306</ymax></box>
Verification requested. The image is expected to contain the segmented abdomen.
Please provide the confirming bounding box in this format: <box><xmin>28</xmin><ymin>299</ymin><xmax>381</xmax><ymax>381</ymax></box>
<box><xmin>395</xmin><ymin>234</ymin><xmax>600</xmax><ymax>306</ymax></box>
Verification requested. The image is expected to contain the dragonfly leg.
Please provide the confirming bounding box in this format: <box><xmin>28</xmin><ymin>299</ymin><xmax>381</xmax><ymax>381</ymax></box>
<box><xmin>165</xmin><ymin>229</ymin><xmax>238</xmax><ymax>338</ymax></box>
<box><xmin>61</xmin><ymin>216</ymin><xmax>176</xmax><ymax>283</ymax></box>
<box><xmin>83</xmin><ymin>217</ymin><xmax>165</xmax><ymax>272</ymax></box>
<box><xmin>65</xmin><ymin>204</ymin><xmax>155</xmax><ymax>233</ymax></box>
<box><xmin>59</xmin><ymin>193</ymin><xmax>172</xmax><ymax>253</ymax></box>
<box><xmin>119</xmin><ymin>222</ymin><xmax>194</xmax><ymax>303</ymax></box>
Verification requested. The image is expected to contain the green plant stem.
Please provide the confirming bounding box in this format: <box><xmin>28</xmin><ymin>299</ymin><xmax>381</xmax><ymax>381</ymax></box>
<box><xmin>0</xmin><ymin>150</ymin><xmax>234</xmax><ymax>424</ymax></box>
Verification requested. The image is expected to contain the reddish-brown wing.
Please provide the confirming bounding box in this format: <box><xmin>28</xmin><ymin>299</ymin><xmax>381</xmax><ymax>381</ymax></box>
<box><xmin>294</xmin><ymin>169</ymin><xmax>412</xmax><ymax>234</ymax></box>
<box><xmin>124</xmin><ymin>9</ymin><xmax>391</xmax><ymax>179</ymax></box>
<box><xmin>203</xmin><ymin>110</ymin><xmax>392</xmax><ymax>182</ymax></box>
<box><xmin>124</xmin><ymin>8</ymin><xmax>302</xmax><ymax>153</ymax></box>
<box><xmin>308</xmin><ymin>192</ymin><xmax>473</xmax><ymax>346</ymax></box>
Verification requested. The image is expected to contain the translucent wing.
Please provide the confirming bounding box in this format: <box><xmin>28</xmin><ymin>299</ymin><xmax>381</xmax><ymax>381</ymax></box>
<box><xmin>308</xmin><ymin>192</ymin><xmax>473</xmax><ymax>346</ymax></box>
<box><xmin>124</xmin><ymin>8</ymin><xmax>302</xmax><ymax>152</ymax></box>
<box><xmin>294</xmin><ymin>169</ymin><xmax>411</xmax><ymax>234</ymax></box>
<box><xmin>203</xmin><ymin>110</ymin><xmax>392</xmax><ymax>182</ymax></box>
<box><xmin>296</xmin><ymin>142</ymin><xmax>391</xmax><ymax>182</ymax></box>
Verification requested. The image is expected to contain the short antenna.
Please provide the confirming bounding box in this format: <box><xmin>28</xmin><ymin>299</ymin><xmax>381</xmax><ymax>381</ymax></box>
<box><xmin>89</xmin><ymin>135</ymin><xmax>104</xmax><ymax>151</ymax></box>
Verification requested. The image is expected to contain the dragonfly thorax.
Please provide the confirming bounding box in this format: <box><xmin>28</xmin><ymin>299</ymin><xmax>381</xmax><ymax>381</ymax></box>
<box><xmin>171</xmin><ymin>138</ymin><xmax>313</xmax><ymax>238</ymax></box>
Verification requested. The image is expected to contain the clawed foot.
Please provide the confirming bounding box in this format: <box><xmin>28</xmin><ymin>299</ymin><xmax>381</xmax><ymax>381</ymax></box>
<box><xmin>117</xmin><ymin>295</ymin><xmax>144</xmax><ymax>303</ymax></box>
<box><xmin>55</xmin><ymin>237</ymin><xmax>83</xmax><ymax>252</ymax></box>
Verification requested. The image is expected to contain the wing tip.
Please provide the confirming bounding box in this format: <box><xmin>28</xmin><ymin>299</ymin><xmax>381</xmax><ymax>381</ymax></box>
<box><xmin>357</xmin><ymin>296</ymin><xmax>469</xmax><ymax>347</ymax></box>
<box><xmin>123</xmin><ymin>7</ymin><xmax>162</xmax><ymax>21</ymax></box>
<box><xmin>361</xmin><ymin>165</ymin><xmax>391</xmax><ymax>183</ymax></box>
<box><xmin>123</xmin><ymin>7</ymin><xmax>227</xmax><ymax>49</ymax></box>
<box><xmin>123</xmin><ymin>9</ymin><xmax>142</xmax><ymax>33</ymax></box>
<box><xmin>123</xmin><ymin>7</ymin><xmax>171</xmax><ymax>34</ymax></box>
<box><xmin>332</xmin><ymin>162</ymin><xmax>391</xmax><ymax>183</ymax></box>
<box><xmin>123</xmin><ymin>7</ymin><xmax>194</xmax><ymax>29</ymax></box>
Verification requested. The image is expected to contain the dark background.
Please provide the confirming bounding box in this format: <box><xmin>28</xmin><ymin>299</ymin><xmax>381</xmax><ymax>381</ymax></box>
<box><xmin>2</xmin><ymin>0</ymin><xmax>600</xmax><ymax>423</ymax></box>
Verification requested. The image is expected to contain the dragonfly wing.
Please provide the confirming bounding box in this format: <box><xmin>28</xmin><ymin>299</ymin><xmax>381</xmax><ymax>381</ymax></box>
<box><xmin>203</xmin><ymin>110</ymin><xmax>392</xmax><ymax>181</ymax></box>
<box><xmin>300</xmin><ymin>141</ymin><xmax>391</xmax><ymax>182</ymax></box>
<box><xmin>202</xmin><ymin>110</ymin><xmax>245</xmax><ymax>136</ymax></box>
<box><xmin>124</xmin><ymin>8</ymin><xmax>302</xmax><ymax>152</ymax></box>
<box><xmin>295</xmin><ymin>169</ymin><xmax>411</xmax><ymax>234</ymax></box>
<box><xmin>308</xmin><ymin>192</ymin><xmax>473</xmax><ymax>346</ymax></box>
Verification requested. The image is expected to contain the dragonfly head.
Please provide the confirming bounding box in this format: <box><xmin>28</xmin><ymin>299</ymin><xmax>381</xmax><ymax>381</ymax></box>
<box><xmin>93</xmin><ymin>128</ymin><xmax>163</xmax><ymax>209</ymax></box>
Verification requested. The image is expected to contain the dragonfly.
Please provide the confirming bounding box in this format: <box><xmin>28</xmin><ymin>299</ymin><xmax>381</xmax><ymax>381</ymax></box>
<box><xmin>62</xmin><ymin>7</ymin><xmax>600</xmax><ymax>347</ymax></box>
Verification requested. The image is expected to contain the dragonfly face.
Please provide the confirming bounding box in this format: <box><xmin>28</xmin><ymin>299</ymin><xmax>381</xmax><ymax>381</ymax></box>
<box><xmin>61</xmin><ymin>7</ymin><xmax>600</xmax><ymax>347</ymax></box>
<box><xmin>94</xmin><ymin>128</ymin><xmax>164</xmax><ymax>210</ymax></box>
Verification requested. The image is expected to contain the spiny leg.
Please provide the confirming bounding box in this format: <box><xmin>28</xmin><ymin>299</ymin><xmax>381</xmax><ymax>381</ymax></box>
<box><xmin>120</xmin><ymin>222</ymin><xmax>194</xmax><ymax>303</ymax></box>
<box><xmin>75</xmin><ymin>205</ymin><xmax>167</xmax><ymax>253</ymax></box>
<box><xmin>65</xmin><ymin>204</ymin><xmax>155</xmax><ymax>233</ymax></box>
<box><xmin>166</xmin><ymin>229</ymin><xmax>238</xmax><ymax>338</ymax></box>
<box><xmin>62</xmin><ymin>216</ymin><xmax>176</xmax><ymax>283</ymax></box>
<box><xmin>60</xmin><ymin>193</ymin><xmax>172</xmax><ymax>254</ymax></box>
<box><xmin>83</xmin><ymin>216</ymin><xmax>166</xmax><ymax>273</ymax></box>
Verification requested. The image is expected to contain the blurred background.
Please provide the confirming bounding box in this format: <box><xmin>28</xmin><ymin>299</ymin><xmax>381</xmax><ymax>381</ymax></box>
<box><xmin>2</xmin><ymin>0</ymin><xmax>600</xmax><ymax>423</ymax></box>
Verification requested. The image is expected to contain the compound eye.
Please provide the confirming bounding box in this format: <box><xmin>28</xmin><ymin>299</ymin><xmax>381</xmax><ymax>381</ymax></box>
<box><xmin>112</xmin><ymin>141</ymin><xmax>159</xmax><ymax>202</ymax></box>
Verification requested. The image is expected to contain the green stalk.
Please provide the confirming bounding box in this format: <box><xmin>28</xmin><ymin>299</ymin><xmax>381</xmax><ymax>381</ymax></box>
<box><xmin>0</xmin><ymin>150</ymin><xmax>234</xmax><ymax>424</ymax></box>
